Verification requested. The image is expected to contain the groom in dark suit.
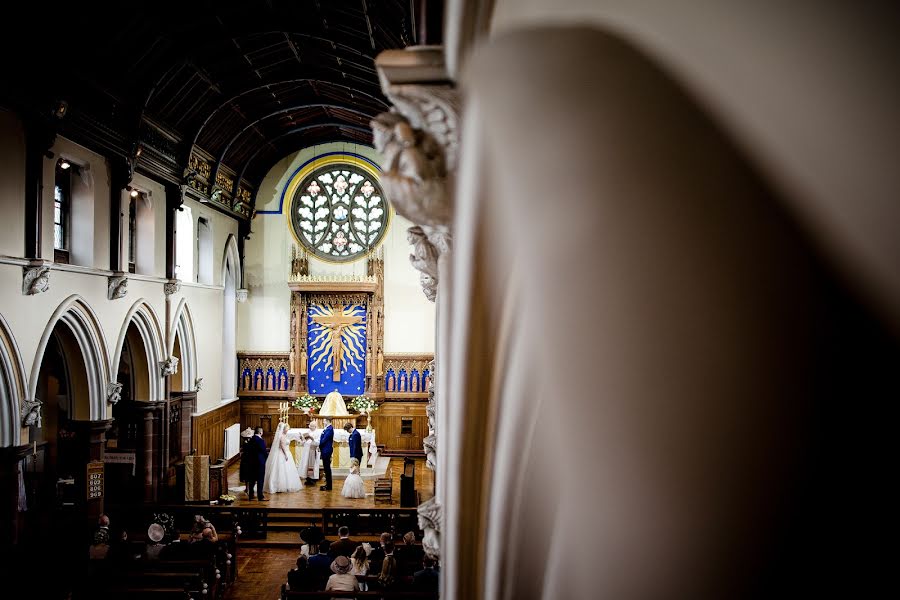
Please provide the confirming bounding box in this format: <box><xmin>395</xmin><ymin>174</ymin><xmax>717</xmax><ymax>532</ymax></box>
<box><xmin>319</xmin><ymin>418</ymin><xmax>334</xmax><ymax>491</ymax></box>
<box><xmin>344</xmin><ymin>422</ymin><xmax>363</xmax><ymax>466</ymax></box>
<box><xmin>246</xmin><ymin>427</ymin><xmax>268</xmax><ymax>501</ymax></box>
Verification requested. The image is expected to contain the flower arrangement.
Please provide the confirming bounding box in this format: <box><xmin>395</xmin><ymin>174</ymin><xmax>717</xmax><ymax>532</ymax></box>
<box><xmin>349</xmin><ymin>395</ymin><xmax>378</xmax><ymax>414</ymax></box>
<box><xmin>292</xmin><ymin>394</ymin><xmax>322</xmax><ymax>412</ymax></box>
<box><xmin>219</xmin><ymin>494</ymin><xmax>236</xmax><ymax>505</ymax></box>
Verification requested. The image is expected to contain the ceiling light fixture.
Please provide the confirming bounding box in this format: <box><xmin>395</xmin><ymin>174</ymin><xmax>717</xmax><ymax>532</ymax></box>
<box><xmin>59</xmin><ymin>159</ymin><xmax>71</xmax><ymax>170</ymax></box>
<box><xmin>130</xmin><ymin>189</ymin><xmax>139</xmax><ymax>198</ymax></box>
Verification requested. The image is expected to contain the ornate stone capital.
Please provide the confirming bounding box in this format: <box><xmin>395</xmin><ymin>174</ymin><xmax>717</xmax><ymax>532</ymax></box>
<box><xmin>417</xmin><ymin>495</ymin><xmax>443</xmax><ymax>560</ymax></box>
<box><xmin>22</xmin><ymin>262</ymin><xmax>50</xmax><ymax>295</ymax></box>
<box><xmin>164</xmin><ymin>279</ymin><xmax>181</xmax><ymax>296</ymax></box>
<box><xmin>107</xmin><ymin>273</ymin><xmax>128</xmax><ymax>300</ymax></box>
<box><xmin>194</xmin><ymin>377</ymin><xmax>203</xmax><ymax>391</ymax></box>
<box><xmin>408</xmin><ymin>226</ymin><xmax>440</xmax><ymax>302</ymax></box>
<box><xmin>160</xmin><ymin>356</ymin><xmax>179</xmax><ymax>377</ymax></box>
<box><xmin>106</xmin><ymin>382</ymin><xmax>123</xmax><ymax>405</ymax></box>
<box><xmin>21</xmin><ymin>398</ymin><xmax>42</xmax><ymax>428</ymax></box>
<box><xmin>423</xmin><ymin>433</ymin><xmax>437</xmax><ymax>471</ymax></box>
<box><xmin>236</xmin><ymin>288</ymin><xmax>249</xmax><ymax>303</ymax></box>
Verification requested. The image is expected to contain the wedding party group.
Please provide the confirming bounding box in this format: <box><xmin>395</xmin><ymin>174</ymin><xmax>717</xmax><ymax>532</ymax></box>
<box><xmin>239</xmin><ymin>418</ymin><xmax>366</xmax><ymax>500</ymax></box>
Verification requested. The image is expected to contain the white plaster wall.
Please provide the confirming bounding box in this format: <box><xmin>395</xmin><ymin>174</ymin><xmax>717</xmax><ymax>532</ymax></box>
<box><xmin>0</xmin><ymin>109</ymin><xmax>26</xmax><ymax>258</ymax></box>
<box><xmin>488</xmin><ymin>0</ymin><xmax>900</xmax><ymax>326</ymax></box>
<box><xmin>0</xmin><ymin>123</ymin><xmax>242</xmax><ymax>429</ymax></box>
<box><xmin>44</xmin><ymin>137</ymin><xmax>111</xmax><ymax>269</ymax></box>
<box><xmin>239</xmin><ymin>143</ymin><xmax>435</xmax><ymax>354</ymax></box>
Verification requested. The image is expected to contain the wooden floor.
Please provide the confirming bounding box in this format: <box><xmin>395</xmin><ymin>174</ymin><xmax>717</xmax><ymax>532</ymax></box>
<box><xmin>223</xmin><ymin>458</ymin><xmax>433</xmax><ymax>599</ymax></box>
<box><xmin>226</xmin><ymin>457</ymin><xmax>433</xmax><ymax>509</ymax></box>
<box><xmin>227</xmin><ymin>546</ymin><xmax>299</xmax><ymax>600</ymax></box>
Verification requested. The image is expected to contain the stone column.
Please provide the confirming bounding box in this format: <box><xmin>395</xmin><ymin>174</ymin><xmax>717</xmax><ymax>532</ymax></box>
<box><xmin>142</xmin><ymin>409</ymin><xmax>156</xmax><ymax>503</ymax></box>
<box><xmin>372</xmin><ymin>45</ymin><xmax>460</xmax><ymax>564</ymax></box>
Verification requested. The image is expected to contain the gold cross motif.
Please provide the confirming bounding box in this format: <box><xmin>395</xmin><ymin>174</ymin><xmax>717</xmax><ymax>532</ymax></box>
<box><xmin>311</xmin><ymin>305</ymin><xmax>363</xmax><ymax>381</ymax></box>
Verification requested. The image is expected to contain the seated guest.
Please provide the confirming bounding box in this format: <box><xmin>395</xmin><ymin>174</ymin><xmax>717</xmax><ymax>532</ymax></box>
<box><xmin>308</xmin><ymin>539</ymin><xmax>333</xmax><ymax>583</ymax></box>
<box><xmin>145</xmin><ymin>523</ymin><xmax>166</xmax><ymax>560</ymax></box>
<box><xmin>350</xmin><ymin>545</ymin><xmax>370</xmax><ymax>590</ymax></box>
<box><xmin>414</xmin><ymin>556</ymin><xmax>440</xmax><ymax>593</ymax></box>
<box><xmin>107</xmin><ymin>529</ymin><xmax>136</xmax><ymax>565</ymax></box>
<box><xmin>329</xmin><ymin>526</ymin><xmax>356</xmax><ymax>558</ymax></box>
<box><xmin>189</xmin><ymin>527</ymin><xmax>217</xmax><ymax>559</ymax></box>
<box><xmin>325</xmin><ymin>555</ymin><xmax>359</xmax><ymax>595</ymax></box>
<box><xmin>368</xmin><ymin>532</ymin><xmax>392</xmax><ymax>574</ymax></box>
<box><xmin>287</xmin><ymin>555</ymin><xmax>317</xmax><ymax>592</ymax></box>
<box><xmin>371</xmin><ymin>555</ymin><xmax>399</xmax><ymax>591</ymax></box>
<box><xmin>191</xmin><ymin>514</ymin><xmax>218</xmax><ymax>543</ymax></box>
<box><xmin>89</xmin><ymin>525</ymin><xmax>111</xmax><ymax>560</ymax></box>
<box><xmin>160</xmin><ymin>528</ymin><xmax>189</xmax><ymax>560</ymax></box>
<box><xmin>397</xmin><ymin>530</ymin><xmax>424</xmax><ymax>575</ymax></box>
<box><xmin>300</xmin><ymin>526</ymin><xmax>325</xmax><ymax>558</ymax></box>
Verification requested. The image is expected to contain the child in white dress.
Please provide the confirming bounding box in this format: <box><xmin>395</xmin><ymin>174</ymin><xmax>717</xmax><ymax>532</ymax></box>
<box><xmin>341</xmin><ymin>458</ymin><xmax>366</xmax><ymax>499</ymax></box>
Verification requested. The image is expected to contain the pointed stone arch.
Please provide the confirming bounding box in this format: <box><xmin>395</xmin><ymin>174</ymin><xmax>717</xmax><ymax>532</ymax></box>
<box><xmin>221</xmin><ymin>233</ymin><xmax>241</xmax><ymax>289</ymax></box>
<box><xmin>221</xmin><ymin>234</ymin><xmax>240</xmax><ymax>401</ymax></box>
<box><xmin>0</xmin><ymin>312</ymin><xmax>27</xmax><ymax>447</ymax></box>
<box><xmin>169</xmin><ymin>298</ymin><xmax>198</xmax><ymax>393</ymax></box>
<box><xmin>112</xmin><ymin>299</ymin><xmax>165</xmax><ymax>403</ymax></box>
<box><xmin>29</xmin><ymin>295</ymin><xmax>110</xmax><ymax>422</ymax></box>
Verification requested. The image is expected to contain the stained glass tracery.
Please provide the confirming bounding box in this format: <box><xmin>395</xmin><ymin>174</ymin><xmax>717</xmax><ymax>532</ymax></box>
<box><xmin>290</xmin><ymin>164</ymin><xmax>388</xmax><ymax>261</ymax></box>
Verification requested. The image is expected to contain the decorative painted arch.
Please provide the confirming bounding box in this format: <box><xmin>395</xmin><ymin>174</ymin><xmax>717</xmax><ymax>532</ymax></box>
<box><xmin>29</xmin><ymin>295</ymin><xmax>110</xmax><ymax>422</ymax></box>
<box><xmin>111</xmin><ymin>299</ymin><xmax>165</xmax><ymax>403</ymax></box>
<box><xmin>169</xmin><ymin>298</ymin><xmax>198</xmax><ymax>393</ymax></box>
<box><xmin>222</xmin><ymin>233</ymin><xmax>241</xmax><ymax>288</ymax></box>
<box><xmin>0</xmin><ymin>312</ymin><xmax>27</xmax><ymax>447</ymax></box>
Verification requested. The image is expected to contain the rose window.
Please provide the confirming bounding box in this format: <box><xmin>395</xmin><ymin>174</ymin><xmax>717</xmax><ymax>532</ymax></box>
<box><xmin>289</xmin><ymin>164</ymin><xmax>389</xmax><ymax>262</ymax></box>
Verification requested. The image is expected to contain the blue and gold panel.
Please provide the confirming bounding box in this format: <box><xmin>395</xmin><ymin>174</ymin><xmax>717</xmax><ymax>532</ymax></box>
<box><xmin>307</xmin><ymin>302</ymin><xmax>367</xmax><ymax>396</ymax></box>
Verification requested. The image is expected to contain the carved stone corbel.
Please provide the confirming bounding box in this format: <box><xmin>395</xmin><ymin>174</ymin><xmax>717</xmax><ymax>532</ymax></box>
<box><xmin>194</xmin><ymin>377</ymin><xmax>203</xmax><ymax>391</ymax></box>
<box><xmin>417</xmin><ymin>495</ymin><xmax>443</xmax><ymax>561</ymax></box>
<box><xmin>106</xmin><ymin>382</ymin><xmax>123</xmax><ymax>405</ymax></box>
<box><xmin>107</xmin><ymin>273</ymin><xmax>128</xmax><ymax>300</ymax></box>
<box><xmin>160</xmin><ymin>356</ymin><xmax>179</xmax><ymax>377</ymax></box>
<box><xmin>21</xmin><ymin>398</ymin><xmax>42</xmax><ymax>428</ymax></box>
<box><xmin>236</xmin><ymin>289</ymin><xmax>249</xmax><ymax>303</ymax></box>
<box><xmin>22</xmin><ymin>262</ymin><xmax>50</xmax><ymax>295</ymax></box>
<box><xmin>164</xmin><ymin>279</ymin><xmax>181</xmax><ymax>296</ymax></box>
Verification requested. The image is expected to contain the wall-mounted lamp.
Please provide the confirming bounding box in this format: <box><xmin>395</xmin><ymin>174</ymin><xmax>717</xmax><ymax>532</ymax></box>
<box><xmin>130</xmin><ymin>189</ymin><xmax>139</xmax><ymax>198</ymax></box>
<box><xmin>58</xmin><ymin>158</ymin><xmax>71</xmax><ymax>170</ymax></box>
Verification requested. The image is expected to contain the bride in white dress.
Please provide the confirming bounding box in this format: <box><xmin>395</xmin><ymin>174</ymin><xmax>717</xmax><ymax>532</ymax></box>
<box><xmin>263</xmin><ymin>422</ymin><xmax>301</xmax><ymax>494</ymax></box>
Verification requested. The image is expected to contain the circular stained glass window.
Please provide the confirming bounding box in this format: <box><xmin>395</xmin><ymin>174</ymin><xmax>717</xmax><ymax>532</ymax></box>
<box><xmin>289</xmin><ymin>164</ymin><xmax>389</xmax><ymax>262</ymax></box>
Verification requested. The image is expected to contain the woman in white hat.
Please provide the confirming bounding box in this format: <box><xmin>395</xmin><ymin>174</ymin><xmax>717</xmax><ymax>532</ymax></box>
<box><xmin>145</xmin><ymin>523</ymin><xmax>166</xmax><ymax>560</ymax></box>
<box><xmin>325</xmin><ymin>555</ymin><xmax>359</xmax><ymax>596</ymax></box>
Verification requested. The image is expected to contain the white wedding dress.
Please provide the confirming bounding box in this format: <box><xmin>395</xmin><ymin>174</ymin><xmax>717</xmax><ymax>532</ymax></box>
<box><xmin>263</xmin><ymin>423</ymin><xmax>302</xmax><ymax>494</ymax></box>
<box><xmin>341</xmin><ymin>464</ymin><xmax>366</xmax><ymax>498</ymax></box>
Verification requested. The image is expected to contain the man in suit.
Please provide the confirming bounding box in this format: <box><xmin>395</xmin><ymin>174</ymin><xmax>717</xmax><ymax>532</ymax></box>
<box><xmin>344</xmin><ymin>422</ymin><xmax>363</xmax><ymax>466</ymax></box>
<box><xmin>329</xmin><ymin>526</ymin><xmax>356</xmax><ymax>558</ymax></box>
<box><xmin>247</xmin><ymin>427</ymin><xmax>268</xmax><ymax>501</ymax></box>
<box><xmin>319</xmin><ymin>417</ymin><xmax>334</xmax><ymax>490</ymax></box>
<box><xmin>308</xmin><ymin>539</ymin><xmax>333</xmax><ymax>585</ymax></box>
<box><xmin>413</xmin><ymin>556</ymin><xmax>439</xmax><ymax>592</ymax></box>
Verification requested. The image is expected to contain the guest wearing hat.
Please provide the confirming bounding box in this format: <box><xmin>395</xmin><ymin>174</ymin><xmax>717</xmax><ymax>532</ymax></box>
<box><xmin>239</xmin><ymin>427</ymin><xmax>255</xmax><ymax>499</ymax></box>
<box><xmin>299</xmin><ymin>526</ymin><xmax>325</xmax><ymax>558</ymax></box>
<box><xmin>325</xmin><ymin>555</ymin><xmax>359</xmax><ymax>595</ymax></box>
<box><xmin>145</xmin><ymin>523</ymin><xmax>166</xmax><ymax>560</ymax></box>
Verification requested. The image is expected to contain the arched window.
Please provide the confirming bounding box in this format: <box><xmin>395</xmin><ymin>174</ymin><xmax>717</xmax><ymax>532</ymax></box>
<box><xmin>175</xmin><ymin>205</ymin><xmax>194</xmax><ymax>282</ymax></box>
<box><xmin>197</xmin><ymin>216</ymin><xmax>213</xmax><ymax>284</ymax></box>
<box><xmin>289</xmin><ymin>164</ymin><xmax>389</xmax><ymax>262</ymax></box>
<box><xmin>53</xmin><ymin>159</ymin><xmax>72</xmax><ymax>264</ymax></box>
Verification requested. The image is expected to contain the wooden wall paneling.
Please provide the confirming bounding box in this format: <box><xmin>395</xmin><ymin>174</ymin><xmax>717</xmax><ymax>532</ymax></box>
<box><xmin>371</xmin><ymin>401</ymin><xmax>428</xmax><ymax>455</ymax></box>
<box><xmin>190</xmin><ymin>401</ymin><xmax>241</xmax><ymax>464</ymax></box>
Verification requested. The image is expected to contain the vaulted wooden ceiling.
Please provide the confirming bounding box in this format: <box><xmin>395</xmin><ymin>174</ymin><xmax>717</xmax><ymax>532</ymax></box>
<box><xmin>2</xmin><ymin>0</ymin><xmax>417</xmax><ymax>219</ymax></box>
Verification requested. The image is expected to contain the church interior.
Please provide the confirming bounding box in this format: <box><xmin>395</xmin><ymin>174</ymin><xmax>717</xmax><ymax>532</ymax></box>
<box><xmin>1</xmin><ymin>1</ymin><xmax>899</xmax><ymax>598</ymax></box>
